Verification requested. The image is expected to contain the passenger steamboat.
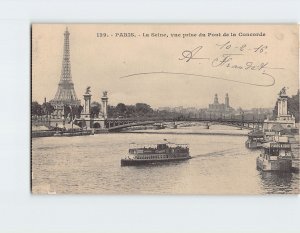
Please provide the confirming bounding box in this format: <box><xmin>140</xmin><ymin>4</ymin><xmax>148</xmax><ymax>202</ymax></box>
<box><xmin>121</xmin><ymin>140</ymin><xmax>191</xmax><ymax>166</ymax></box>
<box><xmin>256</xmin><ymin>136</ymin><xmax>293</xmax><ymax>172</ymax></box>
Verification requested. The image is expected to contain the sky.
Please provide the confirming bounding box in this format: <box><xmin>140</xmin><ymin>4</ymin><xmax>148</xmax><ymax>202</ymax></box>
<box><xmin>32</xmin><ymin>24</ymin><xmax>299</xmax><ymax>109</ymax></box>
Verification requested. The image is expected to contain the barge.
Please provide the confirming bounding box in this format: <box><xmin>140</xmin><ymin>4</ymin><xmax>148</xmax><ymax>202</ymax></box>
<box><xmin>53</xmin><ymin>129</ymin><xmax>93</xmax><ymax>137</ymax></box>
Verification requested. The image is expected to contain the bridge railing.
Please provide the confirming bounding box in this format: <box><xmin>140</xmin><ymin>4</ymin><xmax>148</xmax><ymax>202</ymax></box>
<box><xmin>106</xmin><ymin>116</ymin><xmax>265</xmax><ymax>123</ymax></box>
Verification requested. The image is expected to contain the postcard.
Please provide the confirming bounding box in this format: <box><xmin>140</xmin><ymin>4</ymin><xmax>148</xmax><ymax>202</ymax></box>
<box><xmin>31</xmin><ymin>24</ymin><xmax>299</xmax><ymax>194</ymax></box>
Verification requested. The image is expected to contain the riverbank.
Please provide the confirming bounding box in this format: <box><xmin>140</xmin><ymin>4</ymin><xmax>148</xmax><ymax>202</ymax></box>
<box><xmin>119</xmin><ymin>130</ymin><xmax>249</xmax><ymax>136</ymax></box>
<box><xmin>119</xmin><ymin>125</ymin><xmax>250</xmax><ymax>136</ymax></box>
<box><xmin>32</xmin><ymin>125</ymin><xmax>250</xmax><ymax>138</ymax></box>
<box><xmin>32</xmin><ymin>127</ymin><xmax>109</xmax><ymax>138</ymax></box>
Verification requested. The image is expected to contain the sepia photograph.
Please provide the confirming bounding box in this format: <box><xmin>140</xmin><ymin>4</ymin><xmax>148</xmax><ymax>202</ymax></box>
<box><xmin>31</xmin><ymin>24</ymin><xmax>299</xmax><ymax>194</ymax></box>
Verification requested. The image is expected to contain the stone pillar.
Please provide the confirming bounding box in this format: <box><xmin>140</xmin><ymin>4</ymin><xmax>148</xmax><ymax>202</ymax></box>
<box><xmin>101</xmin><ymin>91</ymin><xmax>108</xmax><ymax>119</ymax></box>
<box><xmin>277</xmin><ymin>95</ymin><xmax>288</xmax><ymax>117</ymax></box>
<box><xmin>277</xmin><ymin>87</ymin><xmax>288</xmax><ymax>117</ymax></box>
<box><xmin>81</xmin><ymin>93</ymin><xmax>91</xmax><ymax>119</ymax></box>
<box><xmin>83</xmin><ymin>94</ymin><xmax>91</xmax><ymax>115</ymax></box>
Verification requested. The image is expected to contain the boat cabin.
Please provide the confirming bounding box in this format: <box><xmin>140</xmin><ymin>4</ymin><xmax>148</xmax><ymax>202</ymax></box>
<box><xmin>261</xmin><ymin>141</ymin><xmax>292</xmax><ymax>160</ymax></box>
<box><xmin>128</xmin><ymin>143</ymin><xmax>189</xmax><ymax>155</ymax></box>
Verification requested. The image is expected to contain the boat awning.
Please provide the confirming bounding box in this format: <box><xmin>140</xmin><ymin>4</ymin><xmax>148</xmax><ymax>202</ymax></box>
<box><xmin>262</xmin><ymin>141</ymin><xmax>291</xmax><ymax>149</ymax></box>
<box><xmin>271</xmin><ymin>124</ymin><xmax>285</xmax><ymax>132</ymax></box>
<box><xmin>262</xmin><ymin>142</ymin><xmax>272</xmax><ymax>148</ymax></box>
<box><xmin>248</xmin><ymin>131</ymin><xmax>264</xmax><ymax>137</ymax></box>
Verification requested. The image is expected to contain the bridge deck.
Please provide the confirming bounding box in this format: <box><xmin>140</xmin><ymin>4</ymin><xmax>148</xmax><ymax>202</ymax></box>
<box><xmin>106</xmin><ymin>118</ymin><xmax>264</xmax><ymax>131</ymax></box>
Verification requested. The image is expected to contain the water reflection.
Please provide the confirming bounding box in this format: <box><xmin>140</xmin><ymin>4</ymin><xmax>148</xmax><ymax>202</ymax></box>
<box><xmin>259</xmin><ymin>171</ymin><xmax>296</xmax><ymax>194</ymax></box>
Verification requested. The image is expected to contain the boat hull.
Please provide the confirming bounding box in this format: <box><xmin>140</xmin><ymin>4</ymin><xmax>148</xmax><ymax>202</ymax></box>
<box><xmin>121</xmin><ymin>156</ymin><xmax>191</xmax><ymax>166</ymax></box>
<box><xmin>53</xmin><ymin>130</ymin><xmax>92</xmax><ymax>137</ymax></box>
<box><xmin>256</xmin><ymin>157</ymin><xmax>292</xmax><ymax>172</ymax></box>
<box><xmin>245</xmin><ymin>139</ymin><xmax>264</xmax><ymax>149</ymax></box>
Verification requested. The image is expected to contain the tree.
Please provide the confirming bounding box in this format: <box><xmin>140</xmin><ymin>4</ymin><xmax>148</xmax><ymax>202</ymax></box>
<box><xmin>107</xmin><ymin>105</ymin><xmax>116</xmax><ymax>118</ymax></box>
<box><xmin>135</xmin><ymin>103</ymin><xmax>153</xmax><ymax>116</ymax></box>
<box><xmin>64</xmin><ymin>105</ymin><xmax>83</xmax><ymax>121</ymax></box>
<box><xmin>116</xmin><ymin>103</ymin><xmax>127</xmax><ymax>116</ymax></box>
<box><xmin>107</xmin><ymin>102</ymin><xmax>155</xmax><ymax>118</ymax></box>
<box><xmin>31</xmin><ymin>101</ymin><xmax>43</xmax><ymax>116</ymax></box>
<box><xmin>91</xmin><ymin>101</ymin><xmax>101</xmax><ymax>118</ymax></box>
<box><xmin>63</xmin><ymin>105</ymin><xmax>72</xmax><ymax>119</ymax></box>
<box><xmin>42</xmin><ymin>102</ymin><xmax>55</xmax><ymax>116</ymax></box>
<box><xmin>74</xmin><ymin>105</ymin><xmax>83</xmax><ymax>118</ymax></box>
<box><xmin>287</xmin><ymin>90</ymin><xmax>299</xmax><ymax>122</ymax></box>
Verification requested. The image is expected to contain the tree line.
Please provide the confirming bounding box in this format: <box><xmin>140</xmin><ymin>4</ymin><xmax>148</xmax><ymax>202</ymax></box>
<box><xmin>31</xmin><ymin>101</ymin><xmax>101</xmax><ymax>119</ymax></box>
<box><xmin>33</xmin><ymin>91</ymin><xmax>299</xmax><ymax>122</ymax></box>
<box><xmin>108</xmin><ymin>103</ymin><xmax>155</xmax><ymax>118</ymax></box>
<box><xmin>31</xmin><ymin>101</ymin><xmax>237</xmax><ymax>120</ymax></box>
<box><xmin>31</xmin><ymin>101</ymin><xmax>55</xmax><ymax>116</ymax></box>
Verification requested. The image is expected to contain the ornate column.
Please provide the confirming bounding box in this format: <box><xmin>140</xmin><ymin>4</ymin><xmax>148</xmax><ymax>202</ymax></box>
<box><xmin>81</xmin><ymin>87</ymin><xmax>92</xmax><ymax>119</ymax></box>
<box><xmin>101</xmin><ymin>91</ymin><xmax>108</xmax><ymax>119</ymax></box>
<box><xmin>277</xmin><ymin>87</ymin><xmax>288</xmax><ymax>117</ymax></box>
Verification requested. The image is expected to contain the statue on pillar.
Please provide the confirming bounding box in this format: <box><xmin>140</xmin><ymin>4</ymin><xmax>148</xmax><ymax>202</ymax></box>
<box><xmin>82</xmin><ymin>87</ymin><xmax>92</xmax><ymax>118</ymax></box>
<box><xmin>279</xmin><ymin>87</ymin><xmax>286</xmax><ymax>96</ymax></box>
<box><xmin>85</xmin><ymin>86</ymin><xmax>91</xmax><ymax>95</ymax></box>
<box><xmin>101</xmin><ymin>91</ymin><xmax>108</xmax><ymax>119</ymax></box>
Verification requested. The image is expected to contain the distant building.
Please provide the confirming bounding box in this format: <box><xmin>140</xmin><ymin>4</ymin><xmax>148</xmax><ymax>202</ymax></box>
<box><xmin>50</xmin><ymin>28</ymin><xmax>81</xmax><ymax>118</ymax></box>
<box><xmin>249</xmin><ymin>108</ymin><xmax>273</xmax><ymax>115</ymax></box>
<box><xmin>208</xmin><ymin>93</ymin><xmax>234</xmax><ymax>116</ymax></box>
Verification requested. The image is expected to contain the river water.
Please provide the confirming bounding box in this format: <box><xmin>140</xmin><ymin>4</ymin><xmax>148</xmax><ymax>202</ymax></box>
<box><xmin>31</xmin><ymin>126</ymin><xmax>299</xmax><ymax>194</ymax></box>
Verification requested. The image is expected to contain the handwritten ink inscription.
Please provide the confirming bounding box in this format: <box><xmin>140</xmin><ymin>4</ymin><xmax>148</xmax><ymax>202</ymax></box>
<box><xmin>177</xmin><ymin>41</ymin><xmax>283</xmax><ymax>86</ymax></box>
<box><xmin>121</xmin><ymin>40</ymin><xmax>284</xmax><ymax>87</ymax></box>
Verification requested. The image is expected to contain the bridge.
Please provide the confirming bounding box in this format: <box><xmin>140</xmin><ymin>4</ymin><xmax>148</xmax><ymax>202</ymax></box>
<box><xmin>105</xmin><ymin>116</ymin><xmax>265</xmax><ymax>131</ymax></box>
<box><xmin>32</xmin><ymin>115</ymin><xmax>265</xmax><ymax>132</ymax></box>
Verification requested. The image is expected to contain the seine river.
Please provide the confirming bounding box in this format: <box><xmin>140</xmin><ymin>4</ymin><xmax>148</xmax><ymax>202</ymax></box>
<box><xmin>31</xmin><ymin>126</ymin><xmax>299</xmax><ymax>194</ymax></box>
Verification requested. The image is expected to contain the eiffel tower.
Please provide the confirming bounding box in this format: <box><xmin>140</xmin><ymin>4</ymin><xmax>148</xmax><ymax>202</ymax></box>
<box><xmin>50</xmin><ymin>27</ymin><xmax>80</xmax><ymax>117</ymax></box>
